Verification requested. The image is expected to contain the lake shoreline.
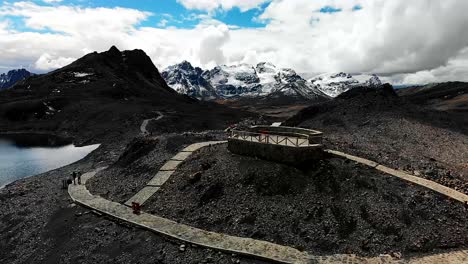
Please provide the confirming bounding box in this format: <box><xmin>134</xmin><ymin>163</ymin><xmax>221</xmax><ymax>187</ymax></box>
<box><xmin>0</xmin><ymin>133</ymin><xmax>100</xmax><ymax>188</ymax></box>
<box><xmin>0</xmin><ymin>132</ymin><xmax>73</xmax><ymax>147</ymax></box>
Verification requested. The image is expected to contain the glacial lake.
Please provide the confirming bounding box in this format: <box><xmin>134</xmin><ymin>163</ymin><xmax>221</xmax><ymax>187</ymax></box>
<box><xmin>0</xmin><ymin>135</ymin><xmax>99</xmax><ymax>188</ymax></box>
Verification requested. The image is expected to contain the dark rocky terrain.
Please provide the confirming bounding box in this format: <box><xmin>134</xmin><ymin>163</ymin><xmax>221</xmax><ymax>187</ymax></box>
<box><xmin>0</xmin><ymin>47</ymin><xmax>261</xmax><ymax>264</ymax></box>
<box><xmin>286</xmin><ymin>84</ymin><xmax>468</xmax><ymax>194</ymax></box>
<box><xmin>0</xmin><ymin>46</ymin><xmax>252</xmax><ymax>146</ymax></box>
<box><xmin>87</xmin><ymin>132</ymin><xmax>227</xmax><ymax>204</ymax></box>
<box><xmin>145</xmin><ymin>144</ymin><xmax>468</xmax><ymax>257</ymax></box>
<box><xmin>217</xmin><ymin>95</ymin><xmax>313</xmax><ymax>120</ymax></box>
<box><xmin>396</xmin><ymin>82</ymin><xmax>468</xmax><ymax>112</ymax></box>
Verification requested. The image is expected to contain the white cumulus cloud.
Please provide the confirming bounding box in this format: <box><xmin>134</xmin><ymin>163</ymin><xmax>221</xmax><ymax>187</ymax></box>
<box><xmin>34</xmin><ymin>53</ymin><xmax>75</xmax><ymax>71</ymax></box>
<box><xmin>1</xmin><ymin>0</ymin><xmax>468</xmax><ymax>85</ymax></box>
<box><xmin>199</xmin><ymin>24</ymin><xmax>230</xmax><ymax>65</ymax></box>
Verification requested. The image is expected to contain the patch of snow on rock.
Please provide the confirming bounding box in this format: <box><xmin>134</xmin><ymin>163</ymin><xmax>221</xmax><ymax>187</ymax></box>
<box><xmin>73</xmin><ymin>72</ymin><xmax>93</xmax><ymax>78</ymax></box>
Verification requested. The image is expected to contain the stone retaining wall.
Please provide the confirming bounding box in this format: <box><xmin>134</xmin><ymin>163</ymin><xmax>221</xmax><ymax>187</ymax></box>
<box><xmin>228</xmin><ymin>138</ymin><xmax>323</xmax><ymax>166</ymax></box>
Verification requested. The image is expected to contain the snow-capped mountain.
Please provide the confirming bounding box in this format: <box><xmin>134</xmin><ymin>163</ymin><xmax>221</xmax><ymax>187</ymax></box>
<box><xmin>161</xmin><ymin>61</ymin><xmax>217</xmax><ymax>100</ymax></box>
<box><xmin>162</xmin><ymin>61</ymin><xmax>382</xmax><ymax>100</ymax></box>
<box><xmin>202</xmin><ymin>63</ymin><xmax>261</xmax><ymax>97</ymax></box>
<box><xmin>162</xmin><ymin>61</ymin><xmax>329</xmax><ymax>100</ymax></box>
<box><xmin>309</xmin><ymin>72</ymin><xmax>382</xmax><ymax>98</ymax></box>
<box><xmin>0</xmin><ymin>69</ymin><xmax>35</xmax><ymax>90</ymax></box>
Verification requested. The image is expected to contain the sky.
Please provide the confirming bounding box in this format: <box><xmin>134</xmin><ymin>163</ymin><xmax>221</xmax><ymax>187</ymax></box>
<box><xmin>1</xmin><ymin>0</ymin><xmax>468</xmax><ymax>85</ymax></box>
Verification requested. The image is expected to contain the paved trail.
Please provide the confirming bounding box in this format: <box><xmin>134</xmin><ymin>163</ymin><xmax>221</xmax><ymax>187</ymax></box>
<box><xmin>140</xmin><ymin>111</ymin><xmax>164</xmax><ymax>135</ymax></box>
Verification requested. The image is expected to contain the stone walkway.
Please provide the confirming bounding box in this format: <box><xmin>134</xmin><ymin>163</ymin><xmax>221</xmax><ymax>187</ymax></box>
<box><xmin>69</xmin><ymin>142</ymin><xmax>468</xmax><ymax>264</ymax></box>
<box><xmin>124</xmin><ymin>141</ymin><xmax>226</xmax><ymax>207</ymax></box>
<box><xmin>325</xmin><ymin>150</ymin><xmax>468</xmax><ymax>204</ymax></box>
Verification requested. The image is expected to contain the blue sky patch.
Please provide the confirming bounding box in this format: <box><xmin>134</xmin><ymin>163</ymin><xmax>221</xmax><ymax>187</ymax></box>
<box><xmin>4</xmin><ymin>15</ymin><xmax>55</xmax><ymax>34</ymax></box>
<box><xmin>7</xmin><ymin>0</ymin><xmax>270</xmax><ymax>30</ymax></box>
<box><xmin>213</xmin><ymin>2</ymin><xmax>271</xmax><ymax>28</ymax></box>
<box><xmin>319</xmin><ymin>6</ymin><xmax>342</xmax><ymax>14</ymax></box>
<box><xmin>352</xmin><ymin>5</ymin><xmax>363</xmax><ymax>11</ymax></box>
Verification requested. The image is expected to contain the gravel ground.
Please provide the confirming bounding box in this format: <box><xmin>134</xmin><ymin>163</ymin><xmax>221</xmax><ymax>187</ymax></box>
<box><xmin>145</xmin><ymin>144</ymin><xmax>468</xmax><ymax>258</ymax></box>
<box><xmin>86</xmin><ymin>131</ymin><xmax>227</xmax><ymax>203</ymax></box>
<box><xmin>311</xmin><ymin>115</ymin><xmax>468</xmax><ymax>194</ymax></box>
<box><xmin>0</xmin><ymin>141</ymin><xmax>271</xmax><ymax>264</ymax></box>
<box><xmin>286</xmin><ymin>86</ymin><xmax>468</xmax><ymax>194</ymax></box>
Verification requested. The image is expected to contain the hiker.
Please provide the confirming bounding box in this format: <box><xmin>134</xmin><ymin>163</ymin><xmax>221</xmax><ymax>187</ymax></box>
<box><xmin>77</xmin><ymin>171</ymin><xmax>82</xmax><ymax>185</ymax></box>
<box><xmin>71</xmin><ymin>171</ymin><xmax>77</xmax><ymax>185</ymax></box>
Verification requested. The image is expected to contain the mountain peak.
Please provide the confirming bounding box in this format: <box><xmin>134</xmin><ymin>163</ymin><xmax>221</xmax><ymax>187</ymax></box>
<box><xmin>256</xmin><ymin>62</ymin><xmax>276</xmax><ymax>68</ymax></box>
<box><xmin>0</xmin><ymin>69</ymin><xmax>35</xmax><ymax>90</ymax></box>
<box><xmin>256</xmin><ymin>62</ymin><xmax>277</xmax><ymax>74</ymax></box>
<box><xmin>179</xmin><ymin>60</ymin><xmax>194</xmax><ymax>71</ymax></box>
<box><xmin>309</xmin><ymin>72</ymin><xmax>382</xmax><ymax>97</ymax></box>
<box><xmin>108</xmin><ymin>45</ymin><xmax>121</xmax><ymax>55</ymax></box>
<box><xmin>39</xmin><ymin>47</ymin><xmax>174</xmax><ymax>96</ymax></box>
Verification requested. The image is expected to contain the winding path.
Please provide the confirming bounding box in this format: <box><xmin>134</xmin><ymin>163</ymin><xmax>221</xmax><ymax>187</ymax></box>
<box><xmin>140</xmin><ymin>111</ymin><xmax>164</xmax><ymax>135</ymax></box>
<box><xmin>325</xmin><ymin>150</ymin><xmax>468</xmax><ymax>204</ymax></box>
<box><xmin>69</xmin><ymin>142</ymin><xmax>468</xmax><ymax>264</ymax></box>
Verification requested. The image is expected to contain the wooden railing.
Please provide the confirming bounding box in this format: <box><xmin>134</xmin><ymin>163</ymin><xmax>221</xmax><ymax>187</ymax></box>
<box><xmin>230</xmin><ymin>130</ymin><xmax>319</xmax><ymax>147</ymax></box>
<box><xmin>250</xmin><ymin>126</ymin><xmax>323</xmax><ymax>144</ymax></box>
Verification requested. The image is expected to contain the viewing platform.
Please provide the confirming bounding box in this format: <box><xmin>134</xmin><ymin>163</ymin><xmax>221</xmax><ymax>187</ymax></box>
<box><xmin>228</xmin><ymin>125</ymin><xmax>324</xmax><ymax>165</ymax></box>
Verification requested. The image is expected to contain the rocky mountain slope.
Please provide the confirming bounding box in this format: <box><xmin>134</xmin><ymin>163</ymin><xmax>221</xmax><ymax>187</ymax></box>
<box><xmin>396</xmin><ymin>82</ymin><xmax>468</xmax><ymax>112</ymax></box>
<box><xmin>162</xmin><ymin>61</ymin><xmax>382</xmax><ymax>100</ymax></box>
<box><xmin>0</xmin><ymin>69</ymin><xmax>35</xmax><ymax>90</ymax></box>
<box><xmin>161</xmin><ymin>61</ymin><xmax>217</xmax><ymax>100</ymax></box>
<box><xmin>286</xmin><ymin>84</ymin><xmax>468</xmax><ymax>194</ymax></box>
<box><xmin>0</xmin><ymin>47</ymin><xmax>253</xmax><ymax>144</ymax></box>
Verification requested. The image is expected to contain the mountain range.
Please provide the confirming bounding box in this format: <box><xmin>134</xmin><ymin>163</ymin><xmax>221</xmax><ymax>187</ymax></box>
<box><xmin>162</xmin><ymin>61</ymin><xmax>382</xmax><ymax>100</ymax></box>
<box><xmin>1</xmin><ymin>61</ymin><xmax>382</xmax><ymax>101</ymax></box>
<box><xmin>0</xmin><ymin>69</ymin><xmax>35</xmax><ymax>90</ymax></box>
<box><xmin>0</xmin><ymin>46</ymin><xmax>250</xmax><ymax>143</ymax></box>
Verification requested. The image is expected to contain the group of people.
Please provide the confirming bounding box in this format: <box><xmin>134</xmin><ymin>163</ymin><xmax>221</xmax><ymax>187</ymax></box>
<box><xmin>61</xmin><ymin>170</ymin><xmax>83</xmax><ymax>189</ymax></box>
<box><xmin>70</xmin><ymin>170</ymin><xmax>82</xmax><ymax>185</ymax></box>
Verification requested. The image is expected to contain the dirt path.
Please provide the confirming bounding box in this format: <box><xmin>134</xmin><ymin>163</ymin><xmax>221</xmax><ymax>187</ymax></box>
<box><xmin>140</xmin><ymin>111</ymin><xmax>164</xmax><ymax>135</ymax></box>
